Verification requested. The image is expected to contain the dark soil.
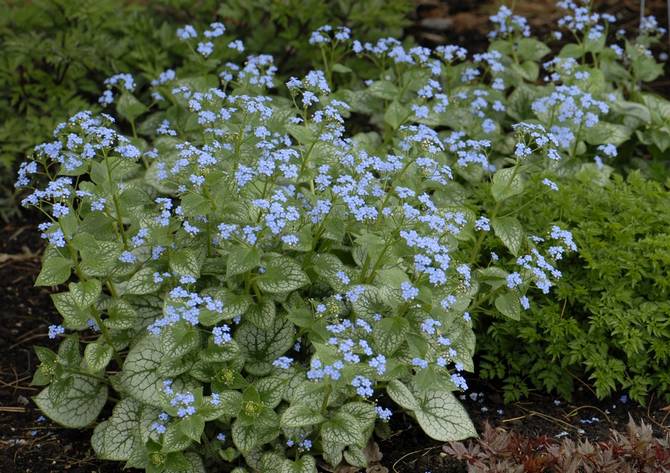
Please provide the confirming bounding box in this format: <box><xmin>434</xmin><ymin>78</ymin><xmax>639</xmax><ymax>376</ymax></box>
<box><xmin>3</xmin><ymin>1</ymin><xmax>670</xmax><ymax>472</ymax></box>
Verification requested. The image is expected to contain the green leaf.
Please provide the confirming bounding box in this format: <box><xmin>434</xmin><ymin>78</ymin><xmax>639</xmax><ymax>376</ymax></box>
<box><xmin>286</xmin><ymin>124</ymin><xmax>315</xmax><ymax>144</ymax></box>
<box><xmin>71</xmin><ymin>279</ymin><xmax>102</xmax><ymax>307</ymax></box>
<box><xmin>178</xmin><ymin>415</ymin><xmax>206</xmax><ymax>442</ymax></box>
<box><xmin>257</xmin><ymin>257</ymin><xmax>310</xmax><ymax>294</ymax></box>
<box><xmin>236</xmin><ymin>317</ymin><xmax>295</xmax><ymax>375</ymax></box>
<box><xmin>199</xmin><ymin>289</ymin><xmax>252</xmax><ymax>325</ymax></box>
<box><xmin>246</xmin><ymin>300</ymin><xmax>276</xmax><ymax>330</ymax></box>
<box><xmin>321</xmin><ymin>411</ymin><xmax>364</xmax><ymax>447</ymax></box>
<box><xmin>281</xmin><ymin>455</ymin><xmax>317</xmax><ymax>473</ymax></box>
<box><xmin>164</xmin><ymin>452</ymin><xmax>205</xmax><ymax>473</ymax></box>
<box><xmin>491</xmin><ymin>216</ymin><xmax>524</xmax><ymax>256</ymax></box>
<box><xmin>384</xmin><ymin>100</ymin><xmax>409</xmax><ymax>130</ymax></box>
<box><xmin>117</xmin><ymin>92</ymin><xmax>148</xmax><ymax>123</ymax></box>
<box><xmin>386</xmin><ymin>379</ymin><xmax>419</xmax><ymax>411</ymax></box>
<box><xmin>118</xmin><ymin>335</ymin><xmax>165</xmax><ymax>406</ymax></box>
<box><xmin>280</xmin><ymin>403</ymin><xmax>325</xmax><ymax>428</ymax></box>
<box><xmin>494</xmin><ymin>293</ymin><xmax>521</xmax><ymax>321</ymax></box>
<box><xmin>91</xmin><ymin>398</ymin><xmax>159</xmax><ymax>461</ymax></box>
<box><xmin>584</xmin><ymin>122</ymin><xmax>632</xmax><ymax>146</ymax></box>
<box><xmin>368</xmin><ymin>80</ymin><xmax>400</xmax><ymax>100</ymax></box>
<box><xmin>373</xmin><ymin>316</ymin><xmax>409</xmax><ymax>356</ymax></box>
<box><xmin>311</xmin><ymin>253</ymin><xmax>348</xmax><ymax>292</ymax></box>
<box><xmin>51</xmin><ymin>280</ymin><xmax>102</xmax><ymax>329</ymax></box>
<box><xmin>160</xmin><ymin>323</ymin><xmax>201</xmax><ymax>360</ymax></box>
<box><xmin>227</xmin><ymin>246</ymin><xmax>261</xmax><ymax>277</ymax></box>
<box><xmin>170</xmin><ymin>248</ymin><xmax>202</xmax><ymax>277</ymax></box>
<box><xmin>517</xmin><ymin>38</ymin><xmax>551</xmax><ymax>61</ymax></box>
<box><xmin>343</xmin><ymin>447</ymin><xmax>367</xmax><ymax>468</ymax></box>
<box><xmin>35</xmin><ymin>251</ymin><xmax>72</xmax><ymax>286</ymax></box>
<box><xmin>232</xmin><ymin>419</ymin><xmax>278</xmax><ymax>453</ymax></box>
<box><xmin>415</xmin><ymin>390</ymin><xmax>477</xmax><ymax>441</ymax></box>
<box><xmin>331</xmin><ymin>63</ymin><xmax>352</xmax><ymax>74</ymax></box>
<box><xmin>125</xmin><ymin>267</ymin><xmax>161</xmax><ymax>295</ymax></box>
<box><xmin>34</xmin><ymin>375</ymin><xmax>107</xmax><ymax>428</ymax></box>
<box><xmin>84</xmin><ymin>341</ymin><xmax>113</xmax><ymax>372</ymax></box>
<box><xmin>491</xmin><ymin>167</ymin><xmax>524</xmax><ymax>202</ymax></box>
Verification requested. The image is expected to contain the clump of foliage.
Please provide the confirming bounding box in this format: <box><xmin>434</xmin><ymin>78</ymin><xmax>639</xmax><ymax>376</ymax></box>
<box><xmin>16</xmin><ymin>1</ymin><xmax>670</xmax><ymax>471</ymax></box>
<box><xmin>478</xmin><ymin>171</ymin><xmax>670</xmax><ymax>404</ymax></box>
<box><xmin>0</xmin><ymin>0</ymin><xmax>412</xmax><ymax>220</ymax></box>
<box><xmin>444</xmin><ymin>418</ymin><xmax>670</xmax><ymax>473</ymax></box>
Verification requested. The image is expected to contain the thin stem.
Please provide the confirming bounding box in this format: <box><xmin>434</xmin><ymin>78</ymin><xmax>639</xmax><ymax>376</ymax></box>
<box><xmin>104</xmin><ymin>154</ymin><xmax>128</xmax><ymax>247</ymax></box>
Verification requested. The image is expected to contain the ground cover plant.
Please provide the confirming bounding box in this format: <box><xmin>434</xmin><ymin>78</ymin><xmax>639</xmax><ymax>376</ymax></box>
<box><xmin>13</xmin><ymin>1</ymin><xmax>670</xmax><ymax>472</ymax></box>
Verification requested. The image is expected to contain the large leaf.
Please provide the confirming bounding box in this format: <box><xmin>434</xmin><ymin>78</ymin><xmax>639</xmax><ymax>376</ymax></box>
<box><xmin>246</xmin><ymin>300</ymin><xmax>276</xmax><ymax>330</ymax></box>
<box><xmin>386</xmin><ymin>379</ymin><xmax>419</xmax><ymax>411</ymax></box>
<box><xmin>491</xmin><ymin>216</ymin><xmax>524</xmax><ymax>256</ymax></box>
<box><xmin>91</xmin><ymin>398</ymin><xmax>159</xmax><ymax>461</ymax></box>
<box><xmin>584</xmin><ymin>122</ymin><xmax>632</xmax><ymax>146</ymax></box>
<box><xmin>415</xmin><ymin>390</ymin><xmax>477</xmax><ymax>441</ymax></box>
<box><xmin>227</xmin><ymin>246</ymin><xmax>261</xmax><ymax>277</ymax></box>
<box><xmin>34</xmin><ymin>375</ymin><xmax>107</xmax><ymax>428</ymax></box>
<box><xmin>51</xmin><ymin>279</ymin><xmax>102</xmax><ymax>329</ymax></box>
<box><xmin>169</xmin><ymin>248</ymin><xmax>202</xmax><ymax>277</ymax></box>
<box><xmin>236</xmin><ymin>317</ymin><xmax>295</xmax><ymax>375</ymax></box>
<box><xmin>164</xmin><ymin>452</ymin><xmax>206</xmax><ymax>473</ymax></box>
<box><xmin>321</xmin><ymin>411</ymin><xmax>365</xmax><ymax>447</ymax></box>
<box><xmin>372</xmin><ymin>316</ymin><xmax>409</xmax><ymax>356</ymax></box>
<box><xmin>281</xmin><ymin>455</ymin><xmax>317</xmax><ymax>473</ymax></box>
<box><xmin>232</xmin><ymin>419</ymin><xmax>278</xmax><ymax>453</ymax></box>
<box><xmin>117</xmin><ymin>92</ymin><xmax>148</xmax><ymax>123</ymax></box>
<box><xmin>125</xmin><ymin>267</ymin><xmax>161</xmax><ymax>295</ymax></box>
<box><xmin>118</xmin><ymin>335</ymin><xmax>165</xmax><ymax>406</ymax></box>
<box><xmin>280</xmin><ymin>403</ymin><xmax>325</xmax><ymax>428</ymax></box>
<box><xmin>495</xmin><ymin>292</ymin><xmax>521</xmax><ymax>321</ymax></box>
<box><xmin>35</xmin><ymin>248</ymin><xmax>72</xmax><ymax>286</ymax></box>
<box><xmin>257</xmin><ymin>257</ymin><xmax>310</xmax><ymax>294</ymax></box>
<box><xmin>490</xmin><ymin>167</ymin><xmax>524</xmax><ymax>202</ymax></box>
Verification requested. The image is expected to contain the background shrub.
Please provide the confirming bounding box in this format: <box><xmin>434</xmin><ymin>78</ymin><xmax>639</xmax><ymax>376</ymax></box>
<box><xmin>0</xmin><ymin>0</ymin><xmax>412</xmax><ymax>219</ymax></box>
<box><xmin>478</xmin><ymin>170</ymin><xmax>670</xmax><ymax>404</ymax></box>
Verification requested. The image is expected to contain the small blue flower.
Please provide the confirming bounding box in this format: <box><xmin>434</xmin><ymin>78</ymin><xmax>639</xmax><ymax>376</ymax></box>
<box><xmin>401</xmin><ymin>281</ymin><xmax>419</xmax><ymax>301</ymax></box>
<box><xmin>48</xmin><ymin>324</ymin><xmax>65</xmax><ymax>339</ymax></box>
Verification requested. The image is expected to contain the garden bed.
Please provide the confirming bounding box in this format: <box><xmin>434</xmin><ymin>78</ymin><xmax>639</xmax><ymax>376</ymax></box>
<box><xmin>3</xmin><ymin>0</ymin><xmax>670</xmax><ymax>472</ymax></box>
<box><xmin>2</xmin><ymin>220</ymin><xmax>669</xmax><ymax>472</ymax></box>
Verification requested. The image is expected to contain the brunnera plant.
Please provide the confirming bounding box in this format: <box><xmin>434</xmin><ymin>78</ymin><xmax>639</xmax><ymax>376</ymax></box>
<box><xmin>17</xmin><ymin>1</ymin><xmax>666</xmax><ymax>470</ymax></box>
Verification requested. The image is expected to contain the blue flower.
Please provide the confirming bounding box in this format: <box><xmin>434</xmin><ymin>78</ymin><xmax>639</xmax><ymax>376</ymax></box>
<box><xmin>48</xmin><ymin>325</ymin><xmax>65</xmax><ymax>339</ymax></box>
<box><xmin>400</xmin><ymin>281</ymin><xmax>419</xmax><ymax>301</ymax></box>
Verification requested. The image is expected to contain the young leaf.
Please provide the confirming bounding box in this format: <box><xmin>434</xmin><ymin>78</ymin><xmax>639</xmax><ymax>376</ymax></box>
<box><xmin>84</xmin><ymin>341</ymin><xmax>114</xmax><ymax>372</ymax></box>
<box><xmin>35</xmin><ymin>253</ymin><xmax>72</xmax><ymax>286</ymax></box>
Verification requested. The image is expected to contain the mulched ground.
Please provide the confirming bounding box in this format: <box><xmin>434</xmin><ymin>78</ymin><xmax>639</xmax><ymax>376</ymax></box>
<box><xmin>3</xmin><ymin>1</ymin><xmax>670</xmax><ymax>472</ymax></box>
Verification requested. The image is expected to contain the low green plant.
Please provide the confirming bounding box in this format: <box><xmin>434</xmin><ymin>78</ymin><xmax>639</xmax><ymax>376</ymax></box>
<box><xmin>478</xmin><ymin>171</ymin><xmax>670</xmax><ymax>404</ymax></box>
<box><xmin>0</xmin><ymin>0</ymin><xmax>412</xmax><ymax>219</ymax></box>
<box><xmin>16</xmin><ymin>2</ymin><xmax>670</xmax><ymax>471</ymax></box>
